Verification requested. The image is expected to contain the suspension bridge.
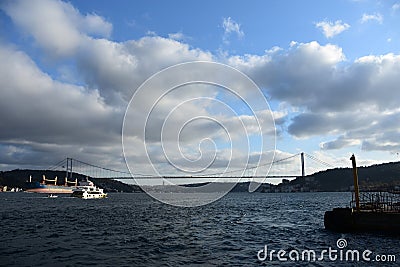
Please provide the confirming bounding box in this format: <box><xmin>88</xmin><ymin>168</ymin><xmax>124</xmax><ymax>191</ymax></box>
<box><xmin>47</xmin><ymin>152</ymin><xmax>335</xmax><ymax>183</ymax></box>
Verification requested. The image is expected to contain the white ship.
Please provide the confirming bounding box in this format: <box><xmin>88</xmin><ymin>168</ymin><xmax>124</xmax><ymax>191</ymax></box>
<box><xmin>71</xmin><ymin>179</ymin><xmax>107</xmax><ymax>199</ymax></box>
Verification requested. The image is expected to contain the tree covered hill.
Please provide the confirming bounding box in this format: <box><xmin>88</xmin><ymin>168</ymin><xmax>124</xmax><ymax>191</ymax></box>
<box><xmin>1</xmin><ymin>160</ymin><xmax>400</xmax><ymax>193</ymax></box>
<box><xmin>285</xmin><ymin>160</ymin><xmax>400</xmax><ymax>192</ymax></box>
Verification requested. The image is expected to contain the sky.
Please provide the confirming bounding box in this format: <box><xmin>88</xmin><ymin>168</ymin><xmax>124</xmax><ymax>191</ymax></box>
<box><xmin>1</xmin><ymin>0</ymin><xmax>400</xmax><ymax>181</ymax></box>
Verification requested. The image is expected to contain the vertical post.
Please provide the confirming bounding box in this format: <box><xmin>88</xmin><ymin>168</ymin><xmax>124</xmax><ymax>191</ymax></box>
<box><xmin>69</xmin><ymin>158</ymin><xmax>72</xmax><ymax>179</ymax></box>
<box><xmin>300</xmin><ymin>152</ymin><xmax>305</xmax><ymax>177</ymax></box>
<box><xmin>350</xmin><ymin>154</ymin><xmax>360</xmax><ymax>212</ymax></box>
<box><xmin>66</xmin><ymin>158</ymin><xmax>69</xmax><ymax>182</ymax></box>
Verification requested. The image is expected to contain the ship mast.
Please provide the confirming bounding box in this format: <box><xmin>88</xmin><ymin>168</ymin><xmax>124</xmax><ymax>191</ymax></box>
<box><xmin>350</xmin><ymin>154</ymin><xmax>360</xmax><ymax>212</ymax></box>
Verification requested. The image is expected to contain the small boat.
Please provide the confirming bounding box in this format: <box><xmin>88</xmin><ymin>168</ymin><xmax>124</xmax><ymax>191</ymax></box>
<box><xmin>71</xmin><ymin>178</ymin><xmax>107</xmax><ymax>199</ymax></box>
<box><xmin>47</xmin><ymin>194</ymin><xmax>58</xmax><ymax>198</ymax></box>
<box><xmin>324</xmin><ymin>155</ymin><xmax>400</xmax><ymax>233</ymax></box>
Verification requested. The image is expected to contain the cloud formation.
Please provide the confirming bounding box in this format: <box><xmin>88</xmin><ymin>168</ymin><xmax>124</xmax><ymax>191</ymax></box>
<box><xmin>1</xmin><ymin>0</ymin><xmax>112</xmax><ymax>57</ymax></box>
<box><xmin>227</xmin><ymin>43</ymin><xmax>400</xmax><ymax>153</ymax></box>
<box><xmin>0</xmin><ymin>44</ymin><xmax>123</xmax><ymax>169</ymax></box>
<box><xmin>1</xmin><ymin>0</ymin><xmax>274</xmax><ymax>174</ymax></box>
<box><xmin>222</xmin><ymin>17</ymin><xmax>244</xmax><ymax>44</ymax></box>
<box><xmin>315</xmin><ymin>20</ymin><xmax>350</xmax><ymax>38</ymax></box>
<box><xmin>1</xmin><ymin>0</ymin><xmax>399</xmax><ymax>173</ymax></box>
<box><xmin>360</xmin><ymin>13</ymin><xmax>383</xmax><ymax>24</ymax></box>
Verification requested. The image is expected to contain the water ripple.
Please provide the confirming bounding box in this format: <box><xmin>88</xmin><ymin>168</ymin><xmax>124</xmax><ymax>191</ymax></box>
<box><xmin>1</xmin><ymin>192</ymin><xmax>399</xmax><ymax>266</ymax></box>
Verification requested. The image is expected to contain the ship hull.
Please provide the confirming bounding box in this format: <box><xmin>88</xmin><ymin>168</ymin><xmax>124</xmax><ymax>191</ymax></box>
<box><xmin>324</xmin><ymin>208</ymin><xmax>400</xmax><ymax>233</ymax></box>
<box><xmin>25</xmin><ymin>182</ymin><xmax>75</xmax><ymax>194</ymax></box>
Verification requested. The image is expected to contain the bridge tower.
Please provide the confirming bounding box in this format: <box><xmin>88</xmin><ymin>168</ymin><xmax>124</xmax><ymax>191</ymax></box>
<box><xmin>65</xmin><ymin>157</ymin><xmax>73</xmax><ymax>179</ymax></box>
<box><xmin>301</xmin><ymin>152</ymin><xmax>305</xmax><ymax>177</ymax></box>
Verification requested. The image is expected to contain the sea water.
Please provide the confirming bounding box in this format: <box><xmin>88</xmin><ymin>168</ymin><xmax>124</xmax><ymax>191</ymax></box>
<box><xmin>1</xmin><ymin>192</ymin><xmax>399</xmax><ymax>266</ymax></box>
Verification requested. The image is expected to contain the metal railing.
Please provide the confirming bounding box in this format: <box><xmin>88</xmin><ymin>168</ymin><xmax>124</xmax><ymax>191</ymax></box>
<box><xmin>351</xmin><ymin>191</ymin><xmax>400</xmax><ymax>212</ymax></box>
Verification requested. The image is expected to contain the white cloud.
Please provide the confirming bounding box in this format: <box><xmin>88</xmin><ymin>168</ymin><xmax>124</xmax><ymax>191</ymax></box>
<box><xmin>227</xmin><ymin>42</ymin><xmax>400</xmax><ymax>153</ymax></box>
<box><xmin>0</xmin><ymin>39</ymin><xmax>220</xmax><ymax>172</ymax></box>
<box><xmin>222</xmin><ymin>17</ymin><xmax>244</xmax><ymax>44</ymax></box>
<box><xmin>168</xmin><ymin>32</ymin><xmax>186</xmax><ymax>41</ymax></box>
<box><xmin>3</xmin><ymin>0</ymin><xmax>274</xmax><ymax>174</ymax></box>
<box><xmin>1</xmin><ymin>0</ymin><xmax>112</xmax><ymax>57</ymax></box>
<box><xmin>320</xmin><ymin>136</ymin><xmax>361</xmax><ymax>150</ymax></box>
<box><xmin>146</xmin><ymin>30</ymin><xmax>157</xmax><ymax>36</ymax></box>
<box><xmin>81</xmin><ymin>13</ymin><xmax>112</xmax><ymax>37</ymax></box>
<box><xmin>392</xmin><ymin>3</ymin><xmax>400</xmax><ymax>11</ymax></box>
<box><xmin>2</xmin><ymin>0</ymin><xmax>400</xmax><ymax>173</ymax></box>
<box><xmin>360</xmin><ymin>13</ymin><xmax>383</xmax><ymax>24</ymax></box>
<box><xmin>0</xmin><ymin>44</ymin><xmax>125</xmax><ymax>169</ymax></box>
<box><xmin>0</xmin><ymin>0</ymin><xmax>219</xmax><ymax>172</ymax></box>
<box><xmin>315</xmin><ymin>20</ymin><xmax>350</xmax><ymax>38</ymax></box>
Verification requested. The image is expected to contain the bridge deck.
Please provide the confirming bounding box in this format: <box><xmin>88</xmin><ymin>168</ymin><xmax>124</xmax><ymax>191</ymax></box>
<box><xmin>110</xmin><ymin>175</ymin><xmax>299</xmax><ymax>180</ymax></box>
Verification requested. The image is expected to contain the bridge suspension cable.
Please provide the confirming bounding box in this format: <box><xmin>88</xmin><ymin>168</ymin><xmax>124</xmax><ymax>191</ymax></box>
<box><xmin>72</xmin><ymin>158</ymin><xmax>146</xmax><ymax>176</ymax></box>
<box><xmin>47</xmin><ymin>159</ymin><xmax>67</xmax><ymax>171</ymax></box>
<box><xmin>195</xmin><ymin>153</ymin><xmax>301</xmax><ymax>177</ymax></box>
<box><xmin>303</xmin><ymin>153</ymin><xmax>335</xmax><ymax>168</ymax></box>
<box><xmin>46</xmin><ymin>152</ymin><xmax>335</xmax><ymax>180</ymax></box>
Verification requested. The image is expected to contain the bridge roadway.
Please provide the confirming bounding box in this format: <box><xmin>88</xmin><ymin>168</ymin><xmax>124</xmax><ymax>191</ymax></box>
<box><xmin>57</xmin><ymin>154</ymin><xmax>321</xmax><ymax>181</ymax></box>
<box><xmin>109</xmin><ymin>175</ymin><xmax>299</xmax><ymax>180</ymax></box>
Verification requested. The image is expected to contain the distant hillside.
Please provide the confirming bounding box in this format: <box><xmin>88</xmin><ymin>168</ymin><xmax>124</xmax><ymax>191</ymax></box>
<box><xmin>1</xmin><ymin>160</ymin><xmax>400</xmax><ymax>193</ymax></box>
<box><xmin>0</xmin><ymin>169</ymin><xmax>142</xmax><ymax>193</ymax></box>
<box><xmin>151</xmin><ymin>161</ymin><xmax>400</xmax><ymax>193</ymax></box>
<box><xmin>277</xmin><ymin>161</ymin><xmax>400</xmax><ymax>192</ymax></box>
<box><xmin>147</xmin><ymin>181</ymin><xmax>270</xmax><ymax>193</ymax></box>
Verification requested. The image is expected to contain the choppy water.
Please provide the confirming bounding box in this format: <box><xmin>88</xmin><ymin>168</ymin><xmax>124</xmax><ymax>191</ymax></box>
<box><xmin>1</xmin><ymin>192</ymin><xmax>399</xmax><ymax>266</ymax></box>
